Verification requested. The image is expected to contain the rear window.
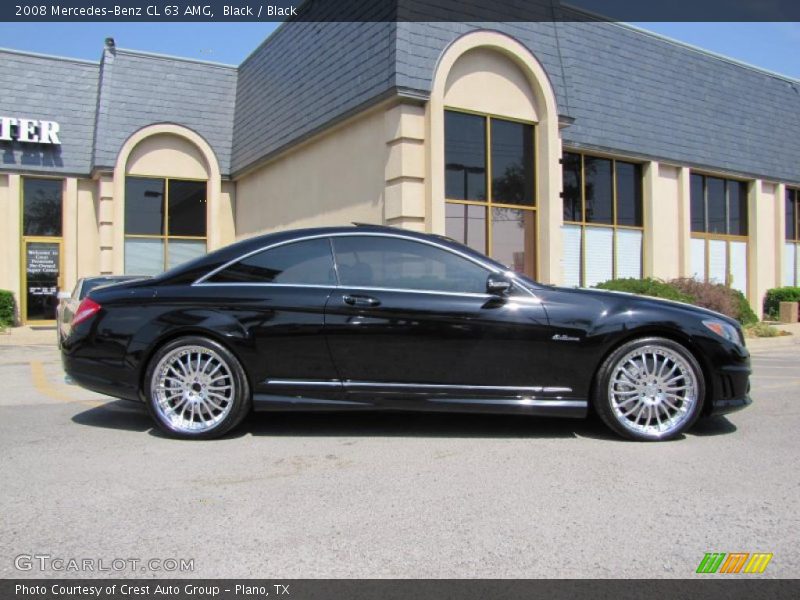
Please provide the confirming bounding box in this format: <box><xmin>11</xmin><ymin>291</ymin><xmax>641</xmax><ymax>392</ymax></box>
<box><xmin>207</xmin><ymin>238</ymin><xmax>336</xmax><ymax>285</ymax></box>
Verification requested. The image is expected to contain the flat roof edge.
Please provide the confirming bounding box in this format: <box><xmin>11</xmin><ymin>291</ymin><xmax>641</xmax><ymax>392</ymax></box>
<box><xmin>114</xmin><ymin>48</ymin><xmax>237</xmax><ymax>69</ymax></box>
<box><xmin>0</xmin><ymin>46</ymin><xmax>98</xmax><ymax>66</ymax></box>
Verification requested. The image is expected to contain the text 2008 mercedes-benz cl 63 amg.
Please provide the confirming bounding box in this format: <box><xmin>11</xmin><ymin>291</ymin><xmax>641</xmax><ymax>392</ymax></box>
<box><xmin>62</xmin><ymin>225</ymin><xmax>751</xmax><ymax>441</ymax></box>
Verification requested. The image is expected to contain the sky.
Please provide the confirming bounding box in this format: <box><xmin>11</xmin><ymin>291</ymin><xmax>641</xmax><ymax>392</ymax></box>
<box><xmin>0</xmin><ymin>22</ymin><xmax>797</xmax><ymax>79</ymax></box>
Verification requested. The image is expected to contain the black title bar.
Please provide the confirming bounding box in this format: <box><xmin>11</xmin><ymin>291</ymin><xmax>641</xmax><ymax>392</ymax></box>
<box><xmin>3</xmin><ymin>0</ymin><xmax>800</xmax><ymax>22</ymax></box>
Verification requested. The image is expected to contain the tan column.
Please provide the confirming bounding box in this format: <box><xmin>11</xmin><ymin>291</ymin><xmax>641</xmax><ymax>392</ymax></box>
<box><xmin>642</xmin><ymin>161</ymin><xmax>659</xmax><ymax>278</ymax></box>
<box><xmin>676</xmin><ymin>167</ymin><xmax>692</xmax><ymax>277</ymax></box>
<box><xmin>214</xmin><ymin>181</ymin><xmax>237</xmax><ymax>249</ymax></box>
<box><xmin>97</xmin><ymin>173</ymin><xmax>116</xmax><ymax>274</ymax></box>
<box><xmin>205</xmin><ymin>171</ymin><xmax>224</xmax><ymax>251</ymax></box>
<box><xmin>748</xmin><ymin>180</ymin><xmax>779</xmax><ymax>318</ymax></box>
<box><xmin>537</xmin><ymin>133</ymin><xmax>563</xmax><ymax>286</ymax></box>
<box><xmin>775</xmin><ymin>183</ymin><xmax>786</xmax><ymax>287</ymax></box>
<box><xmin>77</xmin><ymin>179</ymin><xmax>100</xmax><ymax>278</ymax></box>
<box><xmin>644</xmin><ymin>163</ymin><xmax>682</xmax><ymax>280</ymax></box>
<box><xmin>62</xmin><ymin>177</ymin><xmax>78</xmax><ymax>292</ymax></box>
<box><xmin>4</xmin><ymin>174</ymin><xmax>22</xmax><ymax>322</ymax></box>
<box><xmin>384</xmin><ymin>104</ymin><xmax>426</xmax><ymax>231</ymax></box>
<box><xmin>0</xmin><ymin>175</ymin><xmax>10</xmax><ymax>296</ymax></box>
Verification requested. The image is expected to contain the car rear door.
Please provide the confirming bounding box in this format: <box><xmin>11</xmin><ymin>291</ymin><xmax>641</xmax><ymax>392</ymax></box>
<box><xmin>324</xmin><ymin>234</ymin><xmax>556</xmax><ymax>402</ymax></box>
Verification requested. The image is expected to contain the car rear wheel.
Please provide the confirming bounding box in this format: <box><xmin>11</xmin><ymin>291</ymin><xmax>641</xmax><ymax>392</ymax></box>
<box><xmin>144</xmin><ymin>336</ymin><xmax>251</xmax><ymax>439</ymax></box>
<box><xmin>594</xmin><ymin>337</ymin><xmax>704</xmax><ymax>441</ymax></box>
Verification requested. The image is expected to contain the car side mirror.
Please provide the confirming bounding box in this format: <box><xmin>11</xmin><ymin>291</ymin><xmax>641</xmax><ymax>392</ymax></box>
<box><xmin>486</xmin><ymin>273</ymin><xmax>512</xmax><ymax>296</ymax></box>
<box><xmin>57</xmin><ymin>291</ymin><xmax>71</xmax><ymax>301</ymax></box>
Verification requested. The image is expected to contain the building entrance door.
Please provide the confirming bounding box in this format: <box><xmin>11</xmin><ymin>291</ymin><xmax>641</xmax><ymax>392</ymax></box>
<box><xmin>22</xmin><ymin>238</ymin><xmax>63</xmax><ymax>324</ymax></box>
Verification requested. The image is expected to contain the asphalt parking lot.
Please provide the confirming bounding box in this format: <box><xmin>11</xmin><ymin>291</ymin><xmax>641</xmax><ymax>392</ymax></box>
<box><xmin>0</xmin><ymin>340</ymin><xmax>798</xmax><ymax>579</ymax></box>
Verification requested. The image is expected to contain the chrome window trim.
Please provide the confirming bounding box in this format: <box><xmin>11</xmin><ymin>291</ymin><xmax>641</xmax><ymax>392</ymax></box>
<box><xmin>193</xmin><ymin>231</ymin><xmax>537</xmax><ymax>298</ymax></box>
<box><xmin>198</xmin><ymin>281</ymin><xmax>541</xmax><ymax>302</ymax></box>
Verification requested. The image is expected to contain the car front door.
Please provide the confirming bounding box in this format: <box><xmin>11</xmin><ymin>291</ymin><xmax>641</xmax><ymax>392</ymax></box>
<box><xmin>324</xmin><ymin>234</ymin><xmax>558</xmax><ymax>403</ymax></box>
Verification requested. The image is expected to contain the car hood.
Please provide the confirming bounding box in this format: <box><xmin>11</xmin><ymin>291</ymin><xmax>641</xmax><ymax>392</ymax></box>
<box><xmin>546</xmin><ymin>286</ymin><xmax>741</xmax><ymax>327</ymax></box>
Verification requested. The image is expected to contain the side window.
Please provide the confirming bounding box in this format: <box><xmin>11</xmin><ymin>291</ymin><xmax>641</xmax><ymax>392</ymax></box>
<box><xmin>208</xmin><ymin>238</ymin><xmax>336</xmax><ymax>285</ymax></box>
<box><xmin>332</xmin><ymin>236</ymin><xmax>489</xmax><ymax>293</ymax></box>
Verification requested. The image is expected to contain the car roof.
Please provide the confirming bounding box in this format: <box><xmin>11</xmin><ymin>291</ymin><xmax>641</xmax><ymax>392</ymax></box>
<box><xmin>157</xmin><ymin>225</ymin><xmax>511</xmax><ymax>286</ymax></box>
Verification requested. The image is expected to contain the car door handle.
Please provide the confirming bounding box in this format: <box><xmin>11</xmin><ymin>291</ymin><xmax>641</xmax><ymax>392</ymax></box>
<box><xmin>343</xmin><ymin>294</ymin><xmax>381</xmax><ymax>307</ymax></box>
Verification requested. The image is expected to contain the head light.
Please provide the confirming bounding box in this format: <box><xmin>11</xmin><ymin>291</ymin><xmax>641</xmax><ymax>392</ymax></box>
<box><xmin>702</xmin><ymin>319</ymin><xmax>742</xmax><ymax>345</ymax></box>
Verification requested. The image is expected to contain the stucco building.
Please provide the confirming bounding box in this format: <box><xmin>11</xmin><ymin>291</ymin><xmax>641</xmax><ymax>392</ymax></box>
<box><xmin>1</xmin><ymin>13</ymin><xmax>799</xmax><ymax>323</ymax></box>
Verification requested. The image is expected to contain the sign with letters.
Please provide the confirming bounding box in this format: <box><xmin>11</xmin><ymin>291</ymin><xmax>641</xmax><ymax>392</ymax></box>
<box><xmin>26</xmin><ymin>244</ymin><xmax>60</xmax><ymax>276</ymax></box>
<box><xmin>0</xmin><ymin>115</ymin><xmax>61</xmax><ymax>145</ymax></box>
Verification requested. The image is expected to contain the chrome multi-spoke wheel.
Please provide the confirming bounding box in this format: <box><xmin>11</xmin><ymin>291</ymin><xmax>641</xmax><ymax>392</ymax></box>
<box><xmin>151</xmin><ymin>345</ymin><xmax>235</xmax><ymax>433</ymax></box>
<box><xmin>146</xmin><ymin>337</ymin><xmax>250</xmax><ymax>438</ymax></box>
<box><xmin>595</xmin><ymin>337</ymin><xmax>704</xmax><ymax>441</ymax></box>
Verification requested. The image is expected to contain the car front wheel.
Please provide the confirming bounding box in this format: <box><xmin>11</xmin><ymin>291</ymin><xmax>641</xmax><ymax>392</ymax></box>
<box><xmin>144</xmin><ymin>336</ymin><xmax>251</xmax><ymax>439</ymax></box>
<box><xmin>594</xmin><ymin>337</ymin><xmax>705</xmax><ymax>441</ymax></box>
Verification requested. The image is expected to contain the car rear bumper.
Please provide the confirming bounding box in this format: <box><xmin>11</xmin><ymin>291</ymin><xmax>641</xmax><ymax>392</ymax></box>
<box><xmin>61</xmin><ymin>349</ymin><xmax>142</xmax><ymax>402</ymax></box>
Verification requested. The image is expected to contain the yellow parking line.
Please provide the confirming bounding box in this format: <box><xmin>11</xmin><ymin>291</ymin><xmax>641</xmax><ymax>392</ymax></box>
<box><xmin>30</xmin><ymin>360</ymin><xmax>104</xmax><ymax>407</ymax></box>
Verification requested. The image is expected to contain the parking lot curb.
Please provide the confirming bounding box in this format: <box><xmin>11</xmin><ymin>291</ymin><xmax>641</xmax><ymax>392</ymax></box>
<box><xmin>0</xmin><ymin>326</ymin><xmax>57</xmax><ymax>347</ymax></box>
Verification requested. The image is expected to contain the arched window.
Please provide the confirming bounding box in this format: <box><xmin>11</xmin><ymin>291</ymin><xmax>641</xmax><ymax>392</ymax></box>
<box><xmin>124</xmin><ymin>176</ymin><xmax>207</xmax><ymax>275</ymax></box>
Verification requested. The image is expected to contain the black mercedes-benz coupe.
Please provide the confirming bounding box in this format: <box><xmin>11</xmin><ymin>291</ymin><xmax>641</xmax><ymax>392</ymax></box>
<box><xmin>62</xmin><ymin>225</ymin><xmax>751</xmax><ymax>441</ymax></box>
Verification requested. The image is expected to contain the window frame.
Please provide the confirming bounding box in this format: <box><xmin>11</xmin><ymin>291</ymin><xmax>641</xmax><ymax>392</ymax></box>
<box><xmin>123</xmin><ymin>175</ymin><xmax>208</xmax><ymax>273</ymax></box>
<box><xmin>561</xmin><ymin>150</ymin><xmax>645</xmax><ymax>286</ymax></box>
<box><xmin>205</xmin><ymin>237</ymin><xmax>337</xmax><ymax>286</ymax></box>
<box><xmin>195</xmin><ymin>232</ymin><xmax>536</xmax><ymax>298</ymax></box>
<box><xmin>689</xmin><ymin>172</ymin><xmax>750</xmax><ymax>288</ymax></box>
<box><xmin>331</xmin><ymin>234</ymin><xmax>494</xmax><ymax>295</ymax></box>
<box><xmin>22</xmin><ymin>176</ymin><xmax>65</xmax><ymax>238</ymax></box>
<box><xmin>444</xmin><ymin>107</ymin><xmax>538</xmax><ymax>279</ymax></box>
<box><xmin>786</xmin><ymin>187</ymin><xmax>800</xmax><ymax>286</ymax></box>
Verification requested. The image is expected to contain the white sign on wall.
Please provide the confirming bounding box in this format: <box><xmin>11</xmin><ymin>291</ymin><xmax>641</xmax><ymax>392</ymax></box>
<box><xmin>0</xmin><ymin>116</ymin><xmax>61</xmax><ymax>145</ymax></box>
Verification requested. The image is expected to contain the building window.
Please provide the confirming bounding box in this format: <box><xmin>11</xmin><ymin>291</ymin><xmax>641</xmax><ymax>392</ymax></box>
<box><xmin>690</xmin><ymin>173</ymin><xmax>749</xmax><ymax>293</ymax></box>
<box><xmin>443</xmin><ymin>109</ymin><xmax>537</xmax><ymax>278</ymax></box>
<box><xmin>124</xmin><ymin>176</ymin><xmax>207</xmax><ymax>275</ymax></box>
<box><xmin>22</xmin><ymin>178</ymin><xmax>64</xmax><ymax>323</ymax></box>
<box><xmin>23</xmin><ymin>178</ymin><xmax>63</xmax><ymax>237</ymax></box>
<box><xmin>785</xmin><ymin>187</ymin><xmax>800</xmax><ymax>286</ymax></box>
<box><xmin>561</xmin><ymin>152</ymin><xmax>644</xmax><ymax>287</ymax></box>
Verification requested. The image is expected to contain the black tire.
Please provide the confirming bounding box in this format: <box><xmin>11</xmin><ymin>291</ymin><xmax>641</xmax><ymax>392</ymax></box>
<box><xmin>593</xmin><ymin>336</ymin><xmax>705</xmax><ymax>441</ymax></box>
<box><xmin>143</xmin><ymin>336</ymin><xmax>251</xmax><ymax>439</ymax></box>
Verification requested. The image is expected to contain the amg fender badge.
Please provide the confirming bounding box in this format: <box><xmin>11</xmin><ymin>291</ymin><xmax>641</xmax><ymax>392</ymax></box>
<box><xmin>552</xmin><ymin>334</ymin><xmax>580</xmax><ymax>342</ymax></box>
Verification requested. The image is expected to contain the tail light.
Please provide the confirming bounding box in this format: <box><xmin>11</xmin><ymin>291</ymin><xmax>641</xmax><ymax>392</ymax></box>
<box><xmin>72</xmin><ymin>298</ymin><xmax>101</xmax><ymax>327</ymax></box>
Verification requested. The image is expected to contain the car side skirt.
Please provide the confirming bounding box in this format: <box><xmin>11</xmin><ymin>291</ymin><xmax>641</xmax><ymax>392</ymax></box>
<box><xmin>254</xmin><ymin>379</ymin><xmax>588</xmax><ymax>417</ymax></box>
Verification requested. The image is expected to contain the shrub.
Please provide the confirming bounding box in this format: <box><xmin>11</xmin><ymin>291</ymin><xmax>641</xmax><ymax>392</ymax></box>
<box><xmin>733</xmin><ymin>289</ymin><xmax>759</xmax><ymax>326</ymax></box>
<box><xmin>744</xmin><ymin>322</ymin><xmax>783</xmax><ymax>338</ymax></box>
<box><xmin>668</xmin><ymin>278</ymin><xmax>756</xmax><ymax>325</ymax></box>
<box><xmin>594</xmin><ymin>277</ymin><xmax>758</xmax><ymax>326</ymax></box>
<box><xmin>0</xmin><ymin>289</ymin><xmax>15</xmax><ymax>328</ymax></box>
<box><xmin>594</xmin><ymin>278</ymin><xmax>693</xmax><ymax>303</ymax></box>
<box><xmin>763</xmin><ymin>287</ymin><xmax>800</xmax><ymax>320</ymax></box>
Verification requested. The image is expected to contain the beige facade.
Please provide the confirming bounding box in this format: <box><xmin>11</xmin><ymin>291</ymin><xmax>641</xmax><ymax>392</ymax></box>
<box><xmin>2</xmin><ymin>123</ymin><xmax>236</xmax><ymax>323</ymax></box>
<box><xmin>0</xmin><ymin>31</ymin><xmax>794</xmax><ymax>324</ymax></box>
